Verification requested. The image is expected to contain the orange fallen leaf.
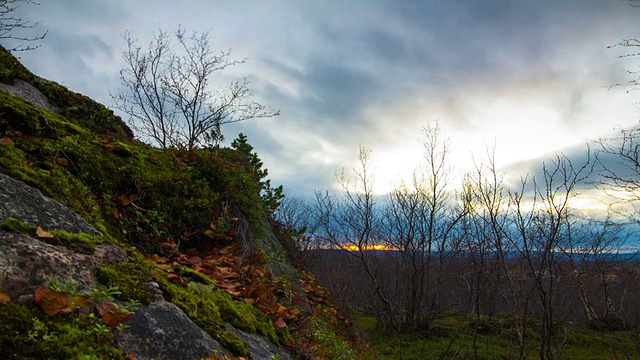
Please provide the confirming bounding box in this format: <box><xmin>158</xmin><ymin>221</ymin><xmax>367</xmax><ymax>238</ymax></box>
<box><xmin>65</xmin><ymin>135</ymin><xmax>74</xmax><ymax>142</ymax></box>
<box><xmin>70</xmin><ymin>295</ymin><xmax>92</xmax><ymax>315</ymax></box>
<box><xmin>0</xmin><ymin>292</ymin><xmax>10</xmax><ymax>303</ymax></box>
<box><xmin>274</xmin><ymin>317</ymin><xmax>287</xmax><ymax>329</ymax></box>
<box><xmin>115</xmin><ymin>195</ymin><xmax>131</xmax><ymax>206</ymax></box>
<box><xmin>70</xmin><ymin>295</ymin><xmax>91</xmax><ymax>309</ymax></box>
<box><xmin>160</xmin><ymin>242</ymin><xmax>177</xmax><ymax>252</ymax></box>
<box><xmin>35</xmin><ymin>287</ymin><xmax>70</xmax><ymax>315</ymax></box>
<box><xmin>97</xmin><ymin>302</ymin><xmax>132</xmax><ymax>327</ymax></box>
<box><xmin>167</xmin><ymin>274</ymin><xmax>188</xmax><ymax>287</ymax></box>
<box><xmin>56</xmin><ymin>157</ymin><xmax>69</xmax><ymax>167</ymax></box>
<box><xmin>155</xmin><ymin>263</ymin><xmax>173</xmax><ymax>270</ymax></box>
<box><xmin>36</xmin><ymin>227</ymin><xmax>54</xmax><ymax>239</ymax></box>
<box><xmin>0</xmin><ymin>136</ymin><xmax>14</xmax><ymax>145</ymax></box>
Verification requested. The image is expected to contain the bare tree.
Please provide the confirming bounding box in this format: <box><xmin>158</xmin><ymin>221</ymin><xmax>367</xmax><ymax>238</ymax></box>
<box><xmin>597</xmin><ymin>127</ymin><xmax>640</xmax><ymax>223</ymax></box>
<box><xmin>0</xmin><ymin>0</ymin><xmax>46</xmax><ymax>51</ymax></box>
<box><xmin>313</xmin><ymin>147</ymin><xmax>397</xmax><ymax>323</ymax></box>
<box><xmin>113</xmin><ymin>27</ymin><xmax>279</xmax><ymax>150</ymax></box>
<box><xmin>380</xmin><ymin>123</ymin><xmax>469</xmax><ymax>331</ymax></box>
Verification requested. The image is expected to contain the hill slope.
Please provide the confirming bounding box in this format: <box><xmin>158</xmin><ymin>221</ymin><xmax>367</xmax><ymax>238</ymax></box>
<box><xmin>0</xmin><ymin>45</ymin><xmax>369</xmax><ymax>359</ymax></box>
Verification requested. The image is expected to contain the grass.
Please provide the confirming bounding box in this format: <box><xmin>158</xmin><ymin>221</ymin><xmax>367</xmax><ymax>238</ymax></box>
<box><xmin>354</xmin><ymin>312</ymin><xmax>640</xmax><ymax>360</ymax></box>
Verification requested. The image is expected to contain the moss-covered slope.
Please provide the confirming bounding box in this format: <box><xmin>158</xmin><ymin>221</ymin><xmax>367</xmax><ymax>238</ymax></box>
<box><xmin>0</xmin><ymin>45</ymin><xmax>372</xmax><ymax>359</ymax></box>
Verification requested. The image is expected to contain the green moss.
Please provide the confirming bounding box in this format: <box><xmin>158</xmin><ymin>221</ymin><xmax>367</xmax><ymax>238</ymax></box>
<box><xmin>0</xmin><ymin>217</ymin><xmax>34</xmax><ymax>234</ymax></box>
<box><xmin>159</xmin><ymin>280</ymin><xmax>249</xmax><ymax>356</ymax></box>
<box><xmin>0</xmin><ymin>217</ymin><xmax>107</xmax><ymax>254</ymax></box>
<box><xmin>48</xmin><ymin>230</ymin><xmax>107</xmax><ymax>254</ymax></box>
<box><xmin>188</xmin><ymin>282</ymin><xmax>279</xmax><ymax>343</ymax></box>
<box><xmin>175</xmin><ymin>266</ymin><xmax>216</xmax><ymax>285</ymax></box>
<box><xmin>0</xmin><ymin>302</ymin><xmax>125</xmax><ymax>360</ymax></box>
<box><xmin>0</xmin><ymin>45</ymin><xmax>33</xmax><ymax>83</ymax></box>
<box><xmin>95</xmin><ymin>251</ymin><xmax>155</xmax><ymax>304</ymax></box>
<box><xmin>304</xmin><ymin>309</ymin><xmax>359</xmax><ymax>360</ymax></box>
<box><xmin>0</xmin><ymin>143</ymin><xmax>105</xmax><ymax>231</ymax></box>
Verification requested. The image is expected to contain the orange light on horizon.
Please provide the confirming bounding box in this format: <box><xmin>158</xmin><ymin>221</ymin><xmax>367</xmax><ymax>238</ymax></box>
<box><xmin>340</xmin><ymin>244</ymin><xmax>393</xmax><ymax>251</ymax></box>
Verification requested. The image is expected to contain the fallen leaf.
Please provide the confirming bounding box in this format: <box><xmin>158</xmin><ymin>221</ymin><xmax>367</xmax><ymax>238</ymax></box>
<box><xmin>115</xmin><ymin>195</ymin><xmax>131</xmax><ymax>206</ymax></box>
<box><xmin>36</xmin><ymin>227</ymin><xmax>54</xmax><ymax>239</ymax></box>
<box><xmin>167</xmin><ymin>274</ymin><xmax>188</xmax><ymax>287</ymax></box>
<box><xmin>268</xmin><ymin>303</ymin><xmax>282</xmax><ymax>315</ymax></box>
<box><xmin>65</xmin><ymin>135</ymin><xmax>74</xmax><ymax>142</ymax></box>
<box><xmin>56</xmin><ymin>157</ymin><xmax>69</xmax><ymax>167</ymax></box>
<box><xmin>274</xmin><ymin>317</ymin><xmax>287</xmax><ymax>329</ymax></box>
<box><xmin>0</xmin><ymin>136</ymin><xmax>14</xmax><ymax>145</ymax></box>
<box><xmin>160</xmin><ymin>242</ymin><xmax>177</xmax><ymax>252</ymax></box>
<box><xmin>97</xmin><ymin>302</ymin><xmax>132</xmax><ymax>327</ymax></box>
<box><xmin>35</xmin><ymin>287</ymin><xmax>70</xmax><ymax>315</ymax></box>
<box><xmin>70</xmin><ymin>295</ymin><xmax>92</xmax><ymax>315</ymax></box>
<box><xmin>0</xmin><ymin>292</ymin><xmax>10</xmax><ymax>303</ymax></box>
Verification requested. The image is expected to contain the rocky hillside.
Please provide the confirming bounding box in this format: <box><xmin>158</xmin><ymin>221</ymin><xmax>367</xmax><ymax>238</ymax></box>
<box><xmin>0</xmin><ymin>45</ymin><xmax>370</xmax><ymax>360</ymax></box>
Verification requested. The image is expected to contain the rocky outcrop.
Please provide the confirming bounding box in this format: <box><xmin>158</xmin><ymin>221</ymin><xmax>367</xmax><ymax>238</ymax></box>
<box><xmin>0</xmin><ymin>172</ymin><xmax>100</xmax><ymax>235</ymax></box>
<box><xmin>0</xmin><ymin>172</ymin><xmax>294</xmax><ymax>359</ymax></box>
<box><xmin>0</xmin><ymin>231</ymin><xmax>126</xmax><ymax>300</ymax></box>
<box><xmin>115</xmin><ymin>300</ymin><xmax>232</xmax><ymax>360</ymax></box>
<box><xmin>227</xmin><ymin>323</ymin><xmax>294</xmax><ymax>360</ymax></box>
<box><xmin>0</xmin><ymin>79</ymin><xmax>57</xmax><ymax>113</ymax></box>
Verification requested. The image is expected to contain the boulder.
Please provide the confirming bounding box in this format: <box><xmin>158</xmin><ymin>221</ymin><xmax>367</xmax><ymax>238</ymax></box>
<box><xmin>115</xmin><ymin>300</ymin><xmax>232</xmax><ymax>360</ymax></box>
<box><xmin>0</xmin><ymin>231</ymin><xmax>126</xmax><ymax>300</ymax></box>
<box><xmin>226</xmin><ymin>323</ymin><xmax>294</xmax><ymax>360</ymax></box>
<box><xmin>0</xmin><ymin>172</ymin><xmax>100</xmax><ymax>234</ymax></box>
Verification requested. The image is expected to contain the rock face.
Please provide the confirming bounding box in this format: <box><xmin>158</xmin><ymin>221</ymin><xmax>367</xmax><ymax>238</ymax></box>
<box><xmin>0</xmin><ymin>172</ymin><xmax>100</xmax><ymax>234</ymax></box>
<box><xmin>227</xmin><ymin>323</ymin><xmax>294</xmax><ymax>360</ymax></box>
<box><xmin>0</xmin><ymin>231</ymin><xmax>126</xmax><ymax>300</ymax></box>
<box><xmin>0</xmin><ymin>79</ymin><xmax>57</xmax><ymax>113</ymax></box>
<box><xmin>115</xmin><ymin>300</ymin><xmax>232</xmax><ymax>360</ymax></box>
<box><xmin>0</xmin><ymin>172</ymin><xmax>294</xmax><ymax>360</ymax></box>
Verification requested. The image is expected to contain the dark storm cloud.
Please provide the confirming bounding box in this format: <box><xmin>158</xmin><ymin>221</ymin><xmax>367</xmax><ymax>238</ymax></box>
<box><xmin>3</xmin><ymin>0</ymin><xmax>640</xmax><ymax>198</ymax></box>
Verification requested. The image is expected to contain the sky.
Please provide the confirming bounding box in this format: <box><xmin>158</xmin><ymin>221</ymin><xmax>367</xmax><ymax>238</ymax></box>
<box><xmin>5</xmin><ymin>0</ymin><xmax>640</xmax><ymax>199</ymax></box>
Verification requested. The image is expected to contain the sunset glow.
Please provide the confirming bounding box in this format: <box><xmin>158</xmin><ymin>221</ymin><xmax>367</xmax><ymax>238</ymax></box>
<box><xmin>341</xmin><ymin>244</ymin><xmax>394</xmax><ymax>251</ymax></box>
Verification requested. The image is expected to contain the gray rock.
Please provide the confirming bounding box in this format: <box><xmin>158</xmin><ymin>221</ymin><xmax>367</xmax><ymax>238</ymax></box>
<box><xmin>0</xmin><ymin>172</ymin><xmax>297</xmax><ymax>360</ymax></box>
<box><xmin>0</xmin><ymin>79</ymin><xmax>57</xmax><ymax>113</ymax></box>
<box><xmin>226</xmin><ymin>323</ymin><xmax>294</xmax><ymax>360</ymax></box>
<box><xmin>0</xmin><ymin>231</ymin><xmax>126</xmax><ymax>299</ymax></box>
<box><xmin>115</xmin><ymin>300</ymin><xmax>231</xmax><ymax>360</ymax></box>
<box><xmin>0</xmin><ymin>172</ymin><xmax>101</xmax><ymax>234</ymax></box>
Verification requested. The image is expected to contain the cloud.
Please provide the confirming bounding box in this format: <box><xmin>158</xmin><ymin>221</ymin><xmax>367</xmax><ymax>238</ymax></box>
<box><xmin>5</xmin><ymin>0</ymin><xmax>640</xmax><ymax>200</ymax></box>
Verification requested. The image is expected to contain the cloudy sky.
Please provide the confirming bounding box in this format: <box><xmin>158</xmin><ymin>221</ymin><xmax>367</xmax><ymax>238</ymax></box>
<box><xmin>5</xmin><ymin>0</ymin><xmax>640</xmax><ymax>197</ymax></box>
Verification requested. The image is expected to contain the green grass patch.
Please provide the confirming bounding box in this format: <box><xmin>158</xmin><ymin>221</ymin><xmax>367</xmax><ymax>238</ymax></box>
<box><xmin>355</xmin><ymin>312</ymin><xmax>640</xmax><ymax>360</ymax></box>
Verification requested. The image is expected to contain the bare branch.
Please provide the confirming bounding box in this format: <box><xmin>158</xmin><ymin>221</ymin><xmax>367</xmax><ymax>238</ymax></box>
<box><xmin>0</xmin><ymin>0</ymin><xmax>47</xmax><ymax>52</ymax></box>
<box><xmin>112</xmin><ymin>26</ymin><xmax>278</xmax><ymax>150</ymax></box>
